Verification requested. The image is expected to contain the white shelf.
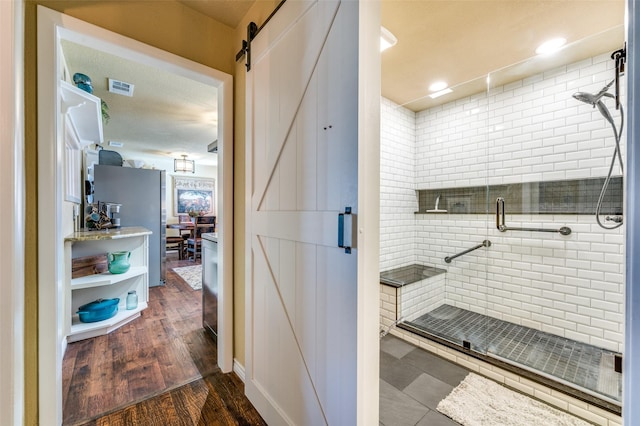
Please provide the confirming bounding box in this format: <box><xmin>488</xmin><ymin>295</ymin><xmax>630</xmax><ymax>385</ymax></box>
<box><xmin>70</xmin><ymin>266</ymin><xmax>147</xmax><ymax>290</ymax></box>
<box><xmin>60</xmin><ymin>80</ymin><xmax>103</xmax><ymax>146</ymax></box>
<box><xmin>68</xmin><ymin>302</ymin><xmax>148</xmax><ymax>343</ymax></box>
<box><xmin>65</xmin><ymin>229</ymin><xmax>149</xmax><ymax>344</ymax></box>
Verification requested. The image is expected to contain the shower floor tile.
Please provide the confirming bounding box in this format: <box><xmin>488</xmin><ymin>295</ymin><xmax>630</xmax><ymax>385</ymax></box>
<box><xmin>406</xmin><ymin>304</ymin><xmax>622</xmax><ymax>402</ymax></box>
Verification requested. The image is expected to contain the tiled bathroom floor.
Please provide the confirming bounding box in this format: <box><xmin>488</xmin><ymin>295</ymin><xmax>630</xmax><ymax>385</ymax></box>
<box><xmin>379</xmin><ymin>334</ymin><xmax>466</xmax><ymax>426</ymax></box>
<box><xmin>406</xmin><ymin>304</ymin><xmax>622</xmax><ymax>402</ymax></box>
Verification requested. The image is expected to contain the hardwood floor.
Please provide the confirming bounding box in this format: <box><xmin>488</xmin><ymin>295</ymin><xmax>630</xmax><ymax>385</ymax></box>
<box><xmin>81</xmin><ymin>372</ymin><xmax>266</xmax><ymax>426</ymax></box>
<box><xmin>62</xmin><ymin>256</ymin><xmax>264</xmax><ymax>425</ymax></box>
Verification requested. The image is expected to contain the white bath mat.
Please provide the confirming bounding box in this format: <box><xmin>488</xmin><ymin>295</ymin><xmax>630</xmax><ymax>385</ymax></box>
<box><xmin>172</xmin><ymin>265</ymin><xmax>202</xmax><ymax>291</ymax></box>
<box><xmin>436</xmin><ymin>373</ymin><xmax>591</xmax><ymax>426</ymax></box>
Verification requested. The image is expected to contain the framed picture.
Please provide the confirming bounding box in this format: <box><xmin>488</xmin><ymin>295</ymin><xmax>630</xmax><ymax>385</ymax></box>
<box><xmin>173</xmin><ymin>176</ymin><xmax>216</xmax><ymax>216</ymax></box>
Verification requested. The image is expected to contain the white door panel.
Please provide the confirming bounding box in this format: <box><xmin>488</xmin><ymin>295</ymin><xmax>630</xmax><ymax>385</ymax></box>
<box><xmin>296</xmin><ymin>75</ymin><xmax>318</xmax><ymax>211</ymax></box>
<box><xmin>316</xmin><ymin>4</ymin><xmax>358</xmax><ymax>213</ymax></box>
<box><xmin>315</xmin><ymin>245</ymin><xmax>357</xmax><ymax>425</ymax></box>
<box><xmin>253</xmin><ymin>211</ymin><xmax>340</xmax><ymax>247</ymax></box>
<box><xmin>246</xmin><ymin>1</ymin><xmax>362</xmax><ymax>424</ymax></box>
<box><xmin>253</xmin><ymin>235</ymin><xmax>327</xmax><ymax>425</ymax></box>
<box><xmin>251</xmin><ymin>1</ymin><xmax>341</xmax><ymax>212</ymax></box>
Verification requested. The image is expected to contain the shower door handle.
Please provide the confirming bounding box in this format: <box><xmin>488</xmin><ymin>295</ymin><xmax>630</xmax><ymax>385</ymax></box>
<box><xmin>496</xmin><ymin>197</ymin><xmax>572</xmax><ymax>235</ymax></box>
<box><xmin>496</xmin><ymin>197</ymin><xmax>507</xmax><ymax>232</ymax></box>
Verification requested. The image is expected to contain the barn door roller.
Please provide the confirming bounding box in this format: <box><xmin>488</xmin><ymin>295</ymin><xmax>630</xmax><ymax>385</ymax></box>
<box><xmin>235</xmin><ymin>0</ymin><xmax>286</xmax><ymax>71</ymax></box>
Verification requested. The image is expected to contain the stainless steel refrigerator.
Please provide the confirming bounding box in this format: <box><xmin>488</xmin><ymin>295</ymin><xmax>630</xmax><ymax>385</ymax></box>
<box><xmin>93</xmin><ymin>164</ymin><xmax>166</xmax><ymax>287</ymax></box>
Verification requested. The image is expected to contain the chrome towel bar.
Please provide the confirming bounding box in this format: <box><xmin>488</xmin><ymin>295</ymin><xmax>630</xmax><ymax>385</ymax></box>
<box><xmin>496</xmin><ymin>197</ymin><xmax>572</xmax><ymax>236</ymax></box>
<box><xmin>445</xmin><ymin>240</ymin><xmax>491</xmax><ymax>263</ymax></box>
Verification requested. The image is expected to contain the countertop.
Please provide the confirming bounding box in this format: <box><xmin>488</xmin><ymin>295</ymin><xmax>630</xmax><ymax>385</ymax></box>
<box><xmin>65</xmin><ymin>226</ymin><xmax>152</xmax><ymax>242</ymax></box>
<box><xmin>202</xmin><ymin>232</ymin><xmax>218</xmax><ymax>243</ymax></box>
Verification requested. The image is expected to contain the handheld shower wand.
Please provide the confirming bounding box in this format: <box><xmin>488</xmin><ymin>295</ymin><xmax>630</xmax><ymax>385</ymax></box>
<box><xmin>572</xmin><ymin>80</ymin><xmax>624</xmax><ymax>230</ymax></box>
<box><xmin>572</xmin><ymin>79</ymin><xmax>614</xmax><ymax>107</ymax></box>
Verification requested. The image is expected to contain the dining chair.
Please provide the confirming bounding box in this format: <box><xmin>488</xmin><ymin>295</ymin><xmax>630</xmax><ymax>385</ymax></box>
<box><xmin>186</xmin><ymin>216</ymin><xmax>216</xmax><ymax>261</ymax></box>
<box><xmin>165</xmin><ymin>235</ymin><xmax>185</xmax><ymax>260</ymax></box>
<box><xmin>176</xmin><ymin>214</ymin><xmax>193</xmax><ymax>252</ymax></box>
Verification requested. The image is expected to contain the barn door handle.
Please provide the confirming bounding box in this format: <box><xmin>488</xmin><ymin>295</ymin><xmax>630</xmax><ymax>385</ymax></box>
<box><xmin>338</xmin><ymin>207</ymin><xmax>352</xmax><ymax>254</ymax></box>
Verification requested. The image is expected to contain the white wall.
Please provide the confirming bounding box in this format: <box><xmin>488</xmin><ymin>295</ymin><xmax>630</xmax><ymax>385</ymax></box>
<box><xmin>380</xmin><ymin>52</ymin><xmax>625</xmax><ymax>352</ymax></box>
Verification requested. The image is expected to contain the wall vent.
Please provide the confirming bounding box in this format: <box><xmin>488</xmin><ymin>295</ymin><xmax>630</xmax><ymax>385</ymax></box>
<box><xmin>108</xmin><ymin>78</ymin><xmax>135</xmax><ymax>97</ymax></box>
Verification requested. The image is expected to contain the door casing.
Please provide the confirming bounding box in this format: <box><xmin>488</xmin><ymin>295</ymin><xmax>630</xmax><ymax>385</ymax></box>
<box><xmin>36</xmin><ymin>7</ymin><xmax>234</xmax><ymax>423</ymax></box>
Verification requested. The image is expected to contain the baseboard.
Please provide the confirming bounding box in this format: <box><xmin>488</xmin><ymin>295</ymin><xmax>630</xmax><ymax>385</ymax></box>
<box><xmin>233</xmin><ymin>359</ymin><xmax>245</xmax><ymax>382</ymax></box>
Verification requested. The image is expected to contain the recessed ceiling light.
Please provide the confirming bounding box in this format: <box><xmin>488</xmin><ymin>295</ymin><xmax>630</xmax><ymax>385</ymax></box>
<box><xmin>429</xmin><ymin>81</ymin><xmax>448</xmax><ymax>92</ymax></box>
<box><xmin>429</xmin><ymin>88</ymin><xmax>453</xmax><ymax>99</ymax></box>
<box><xmin>535</xmin><ymin>37</ymin><xmax>567</xmax><ymax>55</ymax></box>
<box><xmin>380</xmin><ymin>26</ymin><xmax>397</xmax><ymax>52</ymax></box>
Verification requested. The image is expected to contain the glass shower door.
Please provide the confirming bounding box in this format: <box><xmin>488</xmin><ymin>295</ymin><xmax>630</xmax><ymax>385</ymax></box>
<box><xmin>482</xmin><ymin>30</ymin><xmax>625</xmax><ymax>404</ymax></box>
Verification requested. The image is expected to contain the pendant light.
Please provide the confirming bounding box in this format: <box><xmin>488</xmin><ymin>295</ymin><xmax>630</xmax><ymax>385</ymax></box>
<box><xmin>174</xmin><ymin>154</ymin><xmax>195</xmax><ymax>173</ymax></box>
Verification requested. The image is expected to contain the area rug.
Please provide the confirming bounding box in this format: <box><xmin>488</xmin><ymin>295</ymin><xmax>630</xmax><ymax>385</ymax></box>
<box><xmin>436</xmin><ymin>373</ymin><xmax>591</xmax><ymax>426</ymax></box>
<box><xmin>172</xmin><ymin>265</ymin><xmax>202</xmax><ymax>291</ymax></box>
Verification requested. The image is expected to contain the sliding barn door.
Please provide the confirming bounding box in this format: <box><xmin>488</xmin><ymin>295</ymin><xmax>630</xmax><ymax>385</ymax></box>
<box><xmin>245</xmin><ymin>1</ymin><xmax>363</xmax><ymax>424</ymax></box>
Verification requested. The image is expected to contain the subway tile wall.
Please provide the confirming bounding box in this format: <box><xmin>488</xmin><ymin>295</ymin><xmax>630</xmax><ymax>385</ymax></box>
<box><xmin>415</xmin><ymin>213</ymin><xmax>624</xmax><ymax>353</ymax></box>
<box><xmin>399</xmin><ymin>274</ymin><xmax>446</xmax><ymax>322</ymax></box>
<box><xmin>415</xmin><ymin>52</ymin><xmax>624</xmax><ymax>188</ymax></box>
<box><xmin>380</xmin><ymin>52</ymin><xmax>625</xmax><ymax>353</ymax></box>
<box><xmin>380</xmin><ymin>97</ymin><xmax>417</xmax><ymax>272</ymax></box>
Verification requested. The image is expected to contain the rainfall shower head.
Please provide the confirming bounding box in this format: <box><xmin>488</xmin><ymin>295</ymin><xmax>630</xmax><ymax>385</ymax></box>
<box><xmin>572</xmin><ymin>80</ymin><xmax>615</xmax><ymax>106</ymax></box>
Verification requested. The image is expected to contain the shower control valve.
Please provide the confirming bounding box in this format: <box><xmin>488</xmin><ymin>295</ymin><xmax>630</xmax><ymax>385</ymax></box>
<box><xmin>605</xmin><ymin>215</ymin><xmax>623</xmax><ymax>224</ymax></box>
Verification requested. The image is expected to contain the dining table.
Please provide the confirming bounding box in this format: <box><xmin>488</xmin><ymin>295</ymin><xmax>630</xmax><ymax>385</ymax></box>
<box><xmin>166</xmin><ymin>221</ymin><xmax>195</xmax><ymax>238</ymax></box>
<box><xmin>166</xmin><ymin>216</ymin><xmax>216</xmax><ymax>239</ymax></box>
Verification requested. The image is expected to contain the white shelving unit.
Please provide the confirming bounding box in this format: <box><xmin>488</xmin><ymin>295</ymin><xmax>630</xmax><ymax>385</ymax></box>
<box><xmin>60</xmin><ymin>80</ymin><xmax>104</xmax><ymax>203</ymax></box>
<box><xmin>64</xmin><ymin>227</ymin><xmax>151</xmax><ymax>343</ymax></box>
<box><xmin>60</xmin><ymin>80</ymin><xmax>103</xmax><ymax>147</ymax></box>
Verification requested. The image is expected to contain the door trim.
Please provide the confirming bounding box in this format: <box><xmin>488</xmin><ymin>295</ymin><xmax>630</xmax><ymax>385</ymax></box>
<box><xmin>355</xmin><ymin>3</ymin><xmax>382</xmax><ymax>423</ymax></box>
<box><xmin>36</xmin><ymin>7</ymin><xmax>234</xmax><ymax>423</ymax></box>
<box><xmin>0</xmin><ymin>0</ymin><xmax>25</xmax><ymax>424</ymax></box>
<box><xmin>625</xmin><ymin>1</ymin><xmax>640</xmax><ymax>422</ymax></box>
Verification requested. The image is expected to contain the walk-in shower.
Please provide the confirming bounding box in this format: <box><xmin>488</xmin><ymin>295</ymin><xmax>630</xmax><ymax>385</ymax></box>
<box><xmin>379</xmin><ymin>28</ymin><xmax>626</xmax><ymax>417</ymax></box>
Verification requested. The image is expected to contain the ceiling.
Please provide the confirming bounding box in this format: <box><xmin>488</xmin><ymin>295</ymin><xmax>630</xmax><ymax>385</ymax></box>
<box><xmin>177</xmin><ymin>0</ymin><xmax>256</xmax><ymax>28</ymax></box>
<box><xmin>62</xmin><ymin>40</ymin><xmax>219</xmax><ymax>166</ymax></box>
<box><xmin>379</xmin><ymin>1</ymin><xmax>625</xmax><ymax>111</ymax></box>
<box><xmin>61</xmin><ymin>0</ymin><xmax>625</xmax><ymax>166</ymax></box>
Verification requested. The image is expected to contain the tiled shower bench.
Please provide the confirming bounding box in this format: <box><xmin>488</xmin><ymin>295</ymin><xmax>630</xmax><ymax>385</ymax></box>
<box><xmin>379</xmin><ymin>264</ymin><xmax>446</xmax><ymax>335</ymax></box>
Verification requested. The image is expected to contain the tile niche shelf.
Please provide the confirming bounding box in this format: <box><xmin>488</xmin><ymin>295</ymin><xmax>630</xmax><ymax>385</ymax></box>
<box><xmin>65</xmin><ymin>227</ymin><xmax>151</xmax><ymax>343</ymax></box>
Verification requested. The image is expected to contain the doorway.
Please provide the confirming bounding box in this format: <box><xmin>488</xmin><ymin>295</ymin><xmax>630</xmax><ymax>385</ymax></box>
<box><xmin>36</xmin><ymin>6</ymin><xmax>233</xmax><ymax>424</ymax></box>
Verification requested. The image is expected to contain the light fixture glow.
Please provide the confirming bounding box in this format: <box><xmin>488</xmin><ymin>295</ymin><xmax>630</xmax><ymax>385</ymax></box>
<box><xmin>174</xmin><ymin>154</ymin><xmax>195</xmax><ymax>173</ymax></box>
<box><xmin>380</xmin><ymin>26</ymin><xmax>397</xmax><ymax>52</ymax></box>
<box><xmin>535</xmin><ymin>37</ymin><xmax>566</xmax><ymax>55</ymax></box>
<box><xmin>429</xmin><ymin>81</ymin><xmax>448</xmax><ymax>92</ymax></box>
<box><xmin>429</xmin><ymin>88</ymin><xmax>453</xmax><ymax>99</ymax></box>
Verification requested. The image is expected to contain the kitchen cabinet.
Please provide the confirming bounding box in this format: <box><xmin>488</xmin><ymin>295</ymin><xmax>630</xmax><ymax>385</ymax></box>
<box><xmin>64</xmin><ymin>227</ymin><xmax>151</xmax><ymax>342</ymax></box>
<box><xmin>201</xmin><ymin>232</ymin><xmax>232</xmax><ymax>372</ymax></box>
<box><xmin>202</xmin><ymin>233</ymin><xmax>218</xmax><ymax>340</ymax></box>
